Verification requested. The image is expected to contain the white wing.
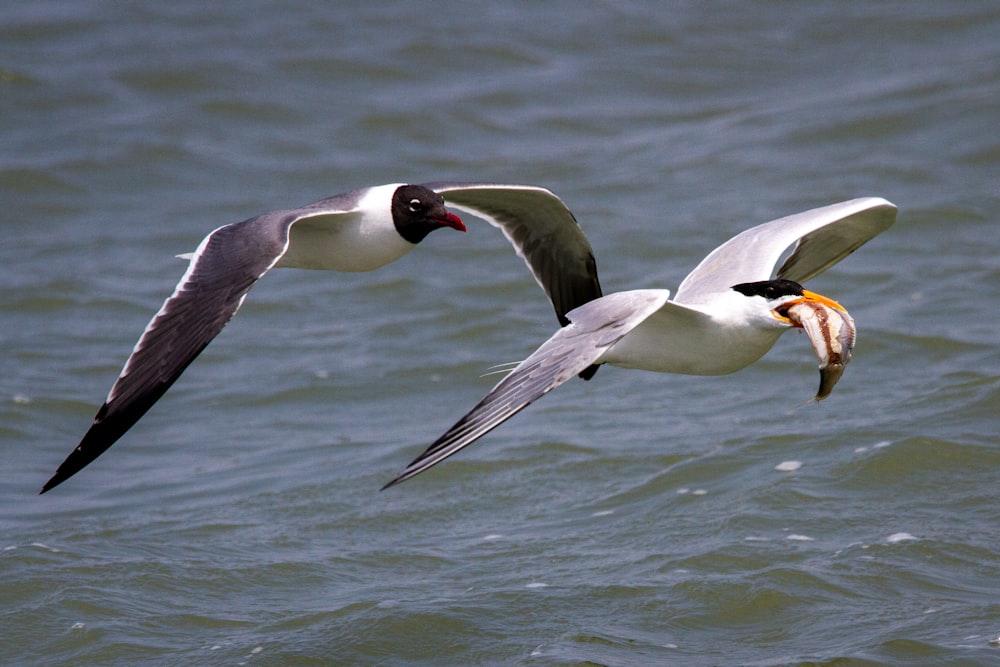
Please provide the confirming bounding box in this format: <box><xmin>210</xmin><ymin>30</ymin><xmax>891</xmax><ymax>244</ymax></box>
<box><xmin>383</xmin><ymin>290</ymin><xmax>670</xmax><ymax>488</ymax></box>
<box><xmin>673</xmin><ymin>198</ymin><xmax>896</xmax><ymax>304</ymax></box>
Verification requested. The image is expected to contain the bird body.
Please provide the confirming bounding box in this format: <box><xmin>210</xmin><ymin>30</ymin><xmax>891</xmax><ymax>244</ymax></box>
<box><xmin>599</xmin><ymin>290</ymin><xmax>784</xmax><ymax>376</ymax></box>
<box><xmin>385</xmin><ymin>197</ymin><xmax>898</xmax><ymax>488</ymax></box>
<box><xmin>42</xmin><ymin>182</ymin><xmax>601</xmax><ymax>493</ymax></box>
<box><xmin>276</xmin><ymin>184</ymin><xmax>415</xmax><ymax>271</ymax></box>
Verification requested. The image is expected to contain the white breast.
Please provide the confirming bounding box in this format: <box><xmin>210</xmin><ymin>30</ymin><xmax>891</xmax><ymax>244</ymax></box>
<box><xmin>601</xmin><ymin>293</ymin><xmax>787</xmax><ymax>376</ymax></box>
<box><xmin>277</xmin><ymin>183</ymin><xmax>414</xmax><ymax>272</ymax></box>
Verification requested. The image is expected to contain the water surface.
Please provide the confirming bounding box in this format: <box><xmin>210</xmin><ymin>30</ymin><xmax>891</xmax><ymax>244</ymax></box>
<box><xmin>3</xmin><ymin>2</ymin><xmax>999</xmax><ymax>665</ymax></box>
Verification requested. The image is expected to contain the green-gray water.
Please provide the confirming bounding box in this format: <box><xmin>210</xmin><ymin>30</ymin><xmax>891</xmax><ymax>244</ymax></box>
<box><xmin>3</xmin><ymin>2</ymin><xmax>999</xmax><ymax>665</ymax></box>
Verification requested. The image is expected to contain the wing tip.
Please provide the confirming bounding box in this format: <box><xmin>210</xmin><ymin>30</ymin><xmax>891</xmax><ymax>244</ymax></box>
<box><xmin>849</xmin><ymin>196</ymin><xmax>898</xmax><ymax>220</ymax></box>
<box><xmin>39</xmin><ymin>470</ymin><xmax>67</xmax><ymax>495</ymax></box>
<box><xmin>40</xmin><ymin>421</ymin><xmax>118</xmax><ymax>495</ymax></box>
<box><xmin>379</xmin><ymin>475</ymin><xmax>405</xmax><ymax>491</ymax></box>
<box><xmin>852</xmin><ymin>196</ymin><xmax>898</xmax><ymax>232</ymax></box>
<box><xmin>39</xmin><ymin>454</ymin><xmax>86</xmax><ymax>494</ymax></box>
<box><xmin>864</xmin><ymin>195</ymin><xmax>896</xmax><ymax>209</ymax></box>
<box><xmin>380</xmin><ymin>464</ymin><xmax>422</xmax><ymax>491</ymax></box>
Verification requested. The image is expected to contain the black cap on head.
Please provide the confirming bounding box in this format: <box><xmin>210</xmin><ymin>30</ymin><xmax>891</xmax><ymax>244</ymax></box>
<box><xmin>731</xmin><ymin>279</ymin><xmax>804</xmax><ymax>301</ymax></box>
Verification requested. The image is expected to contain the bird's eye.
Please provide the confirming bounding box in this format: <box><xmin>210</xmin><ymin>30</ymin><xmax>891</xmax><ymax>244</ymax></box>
<box><xmin>408</xmin><ymin>198</ymin><xmax>423</xmax><ymax>213</ymax></box>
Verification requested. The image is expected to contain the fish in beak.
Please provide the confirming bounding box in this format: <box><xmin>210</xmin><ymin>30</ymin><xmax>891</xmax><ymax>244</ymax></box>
<box><xmin>777</xmin><ymin>290</ymin><xmax>857</xmax><ymax>401</ymax></box>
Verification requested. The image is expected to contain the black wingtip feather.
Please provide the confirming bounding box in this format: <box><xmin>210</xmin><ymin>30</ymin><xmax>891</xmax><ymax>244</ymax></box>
<box><xmin>40</xmin><ymin>411</ymin><xmax>125</xmax><ymax>494</ymax></box>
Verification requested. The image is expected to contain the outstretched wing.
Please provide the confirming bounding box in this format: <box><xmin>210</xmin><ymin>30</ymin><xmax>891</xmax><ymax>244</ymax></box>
<box><xmin>382</xmin><ymin>289</ymin><xmax>670</xmax><ymax>488</ymax></box>
<box><xmin>673</xmin><ymin>198</ymin><xmax>896</xmax><ymax>305</ymax></box>
<box><xmin>41</xmin><ymin>211</ymin><xmax>300</xmax><ymax>493</ymax></box>
<box><xmin>425</xmin><ymin>182</ymin><xmax>603</xmax><ymax>326</ymax></box>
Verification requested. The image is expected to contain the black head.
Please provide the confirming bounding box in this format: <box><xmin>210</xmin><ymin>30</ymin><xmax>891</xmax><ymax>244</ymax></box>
<box><xmin>731</xmin><ymin>279</ymin><xmax>804</xmax><ymax>301</ymax></box>
<box><xmin>390</xmin><ymin>185</ymin><xmax>466</xmax><ymax>244</ymax></box>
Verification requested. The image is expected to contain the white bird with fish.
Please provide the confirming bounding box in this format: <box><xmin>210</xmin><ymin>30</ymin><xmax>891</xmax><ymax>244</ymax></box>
<box><xmin>385</xmin><ymin>197</ymin><xmax>897</xmax><ymax>487</ymax></box>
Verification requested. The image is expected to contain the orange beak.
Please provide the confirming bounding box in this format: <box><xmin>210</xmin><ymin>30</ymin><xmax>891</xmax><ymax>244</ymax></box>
<box><xmin>773</xmin><ymin>289</ymin><xmax>847</xmax><ymax>325</ymax></box>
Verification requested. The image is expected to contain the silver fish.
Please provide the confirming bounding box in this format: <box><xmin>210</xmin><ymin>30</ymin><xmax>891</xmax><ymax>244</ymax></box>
<box><xmin>786</xmin><ymin>300</ymin><xmax>856</xmax><ymax>401</ymax></box>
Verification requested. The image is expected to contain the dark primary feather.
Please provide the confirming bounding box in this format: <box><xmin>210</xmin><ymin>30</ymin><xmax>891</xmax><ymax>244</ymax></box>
<box><xmin>429</xmin><ymin>182</ymin><xmax>603</xmax><ymax>380</ymax></box>
<box><xmin>427</xmin><ymin>182</ymin><xmax>603</xmax><ymax>326</ymax></box>
<box><xmin>41</xmin><ymin>215</ymin><xmax>291</xmax><ymax>493</ymax></box>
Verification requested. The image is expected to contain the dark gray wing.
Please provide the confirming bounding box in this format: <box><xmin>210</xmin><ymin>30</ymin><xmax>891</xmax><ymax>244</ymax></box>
<box><xmin>382</xmin><ymin>289</ymin><xmax>670</xmax><ymax>488</ymax></box>
<box><xmin>41</xmin><ymin>211</ymin><xmax>298</xmax><ymax>493</ymax></box>
<box><xmin>424</xmin><ymin>182</ymin><xmax>603</xmax><ymax>326</ymax></box>
<box><xmin>673</xmin><ymin>198</ymin><xmax>896</xmax><ymax>305</ymax></box>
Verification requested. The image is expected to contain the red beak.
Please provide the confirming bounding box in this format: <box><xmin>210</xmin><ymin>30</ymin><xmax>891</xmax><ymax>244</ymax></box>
<box><xmin>438</xmin><ymin>211</ymin><xmax>466</xmax><ymax>232</ymax></box>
